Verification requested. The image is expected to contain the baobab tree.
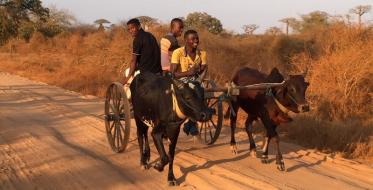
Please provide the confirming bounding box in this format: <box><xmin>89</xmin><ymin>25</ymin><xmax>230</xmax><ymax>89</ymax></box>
<box><xmin>349</xmin><ymin>5</ymin><xmax>371</xmax><ymax>27</ymax></box>
<box><xmin>94</xmin><ymin>19</ymin><xmax>110</xmax><ymax>31</ymax></box>
<box><xmin>242</xmin><ymin>24</ymin><xmax>259</xmax><ymax>35</ymax></box>
<box><xmin>279</xmin><ymin>17</ymin><xmax>297</xmax><ymax>35</ymax></box>
<box><xmin>137</xmin><ymin>16</ymin><xmax>157</xmax><ymax>30</ymax></box>
<box><xmin>265</xmin><ymin>27</ymin><xmax>282</xmax><ymax>36</ymax></box>
<box><xmin>345</xmin><ymin>14</ymin><xmax>352</xmax><ymax>26</ymax></box>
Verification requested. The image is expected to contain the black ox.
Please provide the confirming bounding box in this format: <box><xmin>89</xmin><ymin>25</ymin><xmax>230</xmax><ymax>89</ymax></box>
<box><xmin>228</xmin><ymin>67</ymin><xmax>310</xmax><ymax>171</ymax></box>
<box><xmin>130</xmin><ymin>72</ymin><xmax>210</xmax><ymax>186</ymax></box>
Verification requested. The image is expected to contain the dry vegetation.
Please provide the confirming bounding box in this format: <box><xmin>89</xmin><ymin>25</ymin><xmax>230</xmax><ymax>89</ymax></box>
<box><xmin>0</xmin><ymin>12</ymin><xmax>372</xmax><ymax>162</ymax></box>
<box><xmin>283</xmin><ymin>25</ymin><xmax>373</xmax><ymax>161</ymax></box>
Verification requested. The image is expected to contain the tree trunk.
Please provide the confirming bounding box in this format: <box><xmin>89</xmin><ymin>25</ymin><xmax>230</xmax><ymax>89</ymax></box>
<box><xmin>286</xmin><ymin>23</ymin><xmax>289</xmax><ymax>35</ymax></box>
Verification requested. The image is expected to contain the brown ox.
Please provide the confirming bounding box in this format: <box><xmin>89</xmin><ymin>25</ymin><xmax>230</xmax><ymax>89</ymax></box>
<box><xmin>228</xmin><ymin>67</ymin><xmax>309</xmax><ymax>171</ymax></box>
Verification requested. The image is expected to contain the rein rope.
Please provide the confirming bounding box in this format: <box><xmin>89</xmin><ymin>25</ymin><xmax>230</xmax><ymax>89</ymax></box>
<box><xmin>286</xmin><ymin>93</ymin><xmax>299</xmax><ymax>106</ymax></box>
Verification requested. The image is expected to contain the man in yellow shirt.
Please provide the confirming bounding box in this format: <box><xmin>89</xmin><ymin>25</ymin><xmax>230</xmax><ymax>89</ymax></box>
<box><xmin>171</xmin><ymin>30</ymin><xmax>207</xmax><ymax>136</ymax></box>
<box><xmin>171</xmin><ymin>30</ymin><xmax>207</xmax><ymax>82</ymax></box>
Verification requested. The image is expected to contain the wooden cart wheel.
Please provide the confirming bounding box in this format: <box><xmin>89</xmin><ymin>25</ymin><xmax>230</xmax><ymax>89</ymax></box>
<box><xmin>197</xmin><ymin>79</ymin><xmax>223</xmax><ymax>145</ymax></box>
<box><xmin>104</xmin><ymin>82</ymin><xmax>131</xmax><ymax>153</ymax></box>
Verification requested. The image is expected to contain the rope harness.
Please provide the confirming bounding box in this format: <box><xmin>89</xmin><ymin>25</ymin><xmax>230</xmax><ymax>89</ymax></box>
<box><xmin>171</xmin><ymin>84</ymin><xmax>187</xmax><ymax>119</ymax></box>
<box><xmin>266</xmin><ymin>88</ymin><xmax>293</xmax><ymax>114</ymax></box>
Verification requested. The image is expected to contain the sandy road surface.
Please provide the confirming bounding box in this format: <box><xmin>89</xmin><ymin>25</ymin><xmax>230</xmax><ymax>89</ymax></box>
<box><xmin>1</xmin><ymin>72</ymin><xmax>373</xmax><ymax>190</ymax></box>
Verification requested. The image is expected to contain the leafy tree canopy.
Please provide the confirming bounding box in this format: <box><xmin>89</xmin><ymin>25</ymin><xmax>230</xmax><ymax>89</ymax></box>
<box><xmin>0</xmin><ymin>0</ymin><xmax>49</xmax><ymax>43</ymax></box>
<box><xmin>184</xmin><ymin>12</ymin><xmax>223</xmax><ymax>34</ymax></box>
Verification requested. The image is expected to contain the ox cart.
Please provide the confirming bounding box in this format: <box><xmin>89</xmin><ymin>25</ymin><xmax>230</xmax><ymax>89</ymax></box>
<box><xmin>104</xmin><ymin>78</ymin><xmax>284</xmax><ymax>153</ymax></box>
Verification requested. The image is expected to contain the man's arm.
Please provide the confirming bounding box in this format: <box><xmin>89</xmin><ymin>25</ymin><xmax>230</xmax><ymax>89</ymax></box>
<box><xmin>123</xmin><ymin>54</ymin><xmax>137</xmax><ymax>84</ymax></box>
<box><xmin>160</xmin><ymin>38</ymin><xmax>171</xmax><ymax>70</ymax></box>
<box><xmin>171</xmin><ymin>64</ymin><xmax>197</xmax><ymax>79</ymax></box>
<box><xmin>123</xmin><ymin>35</ymin><xmax>141</xmax><ymax>84</ymax></box>
<box><xmin>198</xmin><ymin>51</ymin><xmax>207</xmax><ymax>75</ymax></box>
<box><xmin>199</xmin><ymin>65</ymin><xmax>207</xmax><ymax>74</ymax></box>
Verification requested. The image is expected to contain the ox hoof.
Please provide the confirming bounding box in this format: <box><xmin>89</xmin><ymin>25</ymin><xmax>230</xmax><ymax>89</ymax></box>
<box><xmin>168</xmin><ymin>174</ymin><xmax>177</xmax><ymax>186</ymax></box>
<box><xmin>250</xmin><ymin>150</ymin><xmax>257</xmax><ymax>158</ymax></box>
<box><xmin>153</xmin><ymin>163</ymin><xmax>164</xmax><ymax>172</ymax></box>
<box><xmin>141</xmin><ymin>163</ymin><xmax>150</xmax><ymax>170</ymax></box>
<box><xmin>154</xmin><ymin>159</ymin><xmax>168</xmax><ymax>172</ymax></box>
<box><xmin>168</xmin><ymin>180</ymin><xmax>178</xmax><ymax>186</ymax></box>
<box><xmin>276</xmin><ymin>160</ymin><xmax>285</xmax><ymax>171</ymax></box>
<box><xmin>261</xmin><ymin>155</ymin><xmax>269</xmax><ymax>164</ymax></box>
<box><xmin>230</xmin><ymin>144</ymin><xmax>238</xmax><ymax>155</ymax></box>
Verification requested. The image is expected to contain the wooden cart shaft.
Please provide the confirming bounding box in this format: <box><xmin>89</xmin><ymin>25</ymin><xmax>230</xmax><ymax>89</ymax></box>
<box><xmin>204</xmin><ymin>81</ymin><xmax>285</xmax><ymax>98</ymax></box>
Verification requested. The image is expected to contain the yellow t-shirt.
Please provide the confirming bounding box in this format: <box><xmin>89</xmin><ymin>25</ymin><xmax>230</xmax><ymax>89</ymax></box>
<box><xmin>171</xmin><ymin>47</ymin><xmax>207</xmax><ymax>72</ymax></box>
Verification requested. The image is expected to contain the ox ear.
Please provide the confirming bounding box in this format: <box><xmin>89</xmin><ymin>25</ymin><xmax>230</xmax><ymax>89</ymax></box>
<box><xmin>267</xmin><ymin>67</ymin><xmax>284</xmax><ymax>83</ymax></box>
<box><xmin>285</xmin><ymin>75</ymin><xmax>291</xmax><ymax>81</ymax></box>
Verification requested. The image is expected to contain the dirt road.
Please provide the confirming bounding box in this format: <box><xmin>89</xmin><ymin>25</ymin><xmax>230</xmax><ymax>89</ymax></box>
<box><xmin>1</xmin><ymin>72</ymin><xmax>372</xmax><ymax>190</ymax></box>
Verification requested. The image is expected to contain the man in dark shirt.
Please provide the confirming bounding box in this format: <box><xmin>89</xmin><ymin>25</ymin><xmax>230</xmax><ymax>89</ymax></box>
<box><xmin>123</xmin><ymin>18</ymin><xmax>162</xmax><ymax>84</ymax></box>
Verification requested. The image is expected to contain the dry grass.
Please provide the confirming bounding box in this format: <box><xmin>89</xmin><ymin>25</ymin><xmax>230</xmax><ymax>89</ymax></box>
<box><xmin>302</xmin><ymin>25</ymin><xmax>373</xmax><ymax>120</ymax></box>
<box><xmin>279</xmin><ymin>26</ymin><xmax>373</xmax><ymax>161</ymax></box>
<box><xmin>0</xmin><ymin>28</ymin><xmax>131</xmax><ymax>97</ymax></box>
<box><xmin>282</xmin><ymin>115</ymin><xmax>373</xmax><ymax>161</ymax></box>
<box><xmin>0</xmin><ymin>23</ymin><xmax>372</xmax><ymax>161</ymax></box>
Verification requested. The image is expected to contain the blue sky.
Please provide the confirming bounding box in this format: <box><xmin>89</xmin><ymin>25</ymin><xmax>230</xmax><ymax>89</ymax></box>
<box><xmin>42</xmin><ymin>0</ymin><xmax>373</xmax><ymax>33</ymax></box>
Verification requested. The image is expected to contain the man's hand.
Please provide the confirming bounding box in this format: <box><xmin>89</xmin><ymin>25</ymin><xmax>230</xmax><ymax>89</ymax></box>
<box><xmin>188</xmin><ymin>66</ymin><xmax>199</xmax><ymax>76</ymax></box>
<box><xmin>123</xmin><ymin>54</ymin><xmax>136</xmax><ymax>85</ymax></box>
